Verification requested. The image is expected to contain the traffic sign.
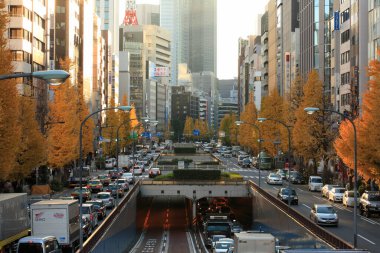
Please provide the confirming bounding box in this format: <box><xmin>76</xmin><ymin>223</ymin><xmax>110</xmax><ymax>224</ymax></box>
<box><xmin>193</xmin><ymin>129</ymin><xmax>200</xmax><ymax>136</ymax></box>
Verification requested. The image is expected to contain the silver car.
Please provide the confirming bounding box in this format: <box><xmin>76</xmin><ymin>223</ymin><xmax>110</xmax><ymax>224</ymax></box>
<box><xmin>343</xmin><ymin>190</ymin><xmax>359</xmax><ymax>207</ymax></box>
<box><xmin>310</xmin><ymin>204</ymin><xmax>338</xmax><ymax>226</ymax></box>
<box><xmin>96</xmin><ymin>192</ymin><xmax>115</xmax><ymax>209</ymax></box>
<box><xmin>328</xmin><ymin>187</ymin><xmax>346</xmax><ymax>202</ymax></box>
<box><xmin>266</xmin><ymin>173</ymin><xmax>283</xmax><ymax>185</ymax></box>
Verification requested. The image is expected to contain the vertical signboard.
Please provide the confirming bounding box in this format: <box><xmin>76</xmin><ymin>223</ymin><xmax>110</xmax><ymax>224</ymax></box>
<box><xmin>334</xmin><ymin>11</ymin><xmax>340</xmax><ymax>31</ymax></box>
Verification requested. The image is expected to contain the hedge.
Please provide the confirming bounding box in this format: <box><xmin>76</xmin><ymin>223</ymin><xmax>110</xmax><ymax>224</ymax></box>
<box><xmin>174</xmin><ymin>147</ymin><xmax>196</xmax><ymax>154</ymax></box>
<box><xmin>157</xmin><ymin>158</ymin><xmax>193</xmax><ymax>165</ymax></box>
<box><xmin>198</xmin><ymin>161</ymin><xmax>220</xmax><ymax>165</ymax></box>
<box><xmin>173</xmin><ymin>169</ymin><xmax>221</xmax><ymax>180</ymax></box>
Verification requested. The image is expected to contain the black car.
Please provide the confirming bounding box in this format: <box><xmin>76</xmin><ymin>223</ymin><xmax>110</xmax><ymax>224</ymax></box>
<box><xmin>288</xmin><ymin>171</ymin><xmax>305</xmax><ymax>184</ymax></box>
<box><xmin>86</xmin><ymin>200</ymin><xmax>106</xmax><ymax>220</ymax></box>
<box><xmin>277</xmin><ymin>188</ymin><xmax>298</xmax><ymax>205</ymax></box>
<box><xmin>241</xmin><ymin>158</ymin><xmax>251</xmax><ymax>168</ymax></box>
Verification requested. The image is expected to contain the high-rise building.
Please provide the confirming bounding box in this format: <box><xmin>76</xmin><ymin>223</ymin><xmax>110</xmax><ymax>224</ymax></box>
<box><xmin>160</xmin><ymin>0</ymin><xmax>217</xmax><ymax>83</ymax></box>
<box><xmin>268</xmin><ymin>0</ymin><xmax>277</xmax><ymax>94</ymax></box>
<box><xmin>261</xmin><ymin>10</ymin><xmax>269</xmax><ymax>97</ymax></box>
<box><xmin>137</xmin><ymin>4</ymin><xmax>160</xmax><ymax>26</ymax></box>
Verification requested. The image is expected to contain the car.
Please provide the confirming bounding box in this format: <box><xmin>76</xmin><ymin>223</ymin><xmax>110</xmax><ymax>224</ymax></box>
<box><xmin>288</xmin><ymin>171</ymin><xmax>305</xmax><ymax>184</ymax></box>
<box><xmin>310</xmin><ymin>204</ymin><xmax>338</xmax><ymax>226</ymax></box>
<box><xmin>230</xmin><ymin>221</ymin><xmax>242</xmax><ymax>234</ymax></box>
<box><xmin>17</xmin><ymin>236</ymin><xmax>62</xmax><ymax>253</ymax></box>
<box><xmin>237</xmin><ymin>154</ymin><xmax>249</xmax><ymax>165</ymax></box>
<box><xmin>359</xmin><ymin>191</ymin><xmax>380</xmax><ymax>218</ymax></box>
<box><xmin>71</xmin><ymin>187</ymin><xmax>92</xmax><ymax>201</ymax></box>
<box><xmin>241</xmin><ymin>158</ymin><xmax>251</xmax><ymax>168</ymax></box>
<box><xmin>105</xmin><ymin>158</ymin><xmax>116</xmax><ymax>169</ymax></box>
<box><xmin>328</xmin><ymin>187</ymin><xmax>346</xmax><ymax>202</ymax></box>
<box><xmin>343</xmin><ymin>190</ymin><xmax>359</xmax><ymax>207</ymax></box>
<box><xmin>121</xmin><ymin>172</ymin><xmax>135</xmax><ymax>184</ymax></box>
<box><xmin>116</xmin><ymin>178</ymin><xmax>130</xmax><ymax>192</ymax></box>
<box><xmin>87</xmin><ymin>179</ymin><xmax>104</xmax><ymax>193</ymax></box>
<box><xmin>222</xmin><ymin>151</ymin><xmax>232</xmax><ymax>158</ymax></box>
<box><xmin>308</xmin><ymin>176</ymin><xmax>323</xmax><ymax>192</ymax></box>
<box><xmin>82</xmin><ymin>216</ymin><xmax>92</xmax><ymax>239</ymax></box>
<box><xmin>213</xmin><ymin>240</ymin><xmax>233</xmax><ymax>253</ymax></box>
<box><xmin>109</xmin><ymin>169</ymin><xmax>121</xmax><ymax>180</ymax></box>
<box><xmin>86</xmin><ymin>200</ymin><xmax>106</xmax><ymax>220</ymax></box>
<box><xmin>105</xmin><ymin>183</ymin><xmax>124</xmax><ymax>197</ymax></box>
<box><xmin>149</xmin><ymin>167</ymin><xmax>161</xmax><ymax>178</ymax></box>
<box><xmin>135</xmin><ymin>161</ymin><xmax>147</xmax><ymax>171</ymax></box>
<box><xmin>211</xmin><ymin>235</ymin><xmax>226</xmax><ymax>249</ymax></box>
<box><xmin>81</xmin><ymin>203</ymin><xmax>99</xmax><ymax>229</ymax></box>
<box><xmin>266</xmin><ymin>173</ymin><xmax>283</xmax><ymax>185</ymax></box>
<box><xmin>321</xmin><ymin>184</ymin><xmax>340</xmax><ymax>198</ymax></box>
<box><xmin>277</xmin><ymin>188</ymin><xmax>298</xmax><ymax>205</ymax></box>
<box><xmin>96</xmin><ymin>192</ymin><xmax>115</xmax><ymax>209</ymax></box>
<box><xmin>132</xmin><ymin>165</ymin><xmax>143</xmax><ymax>176</ymax></box>
<box><xmin>275</xmin><ymin>169</ymin><xmax>288</xmax><ymax>180</ymax></box>
<box><xmin>97</xmin><ymin>174</ymin><xmax>111</xmax><ymax>186</ymax></box>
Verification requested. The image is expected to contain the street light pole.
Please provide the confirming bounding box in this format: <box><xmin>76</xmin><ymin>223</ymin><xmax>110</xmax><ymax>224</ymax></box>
<box><xmin>304</xmin><ymin>107</ymin><xmax>358</xmax><ymax>248</ymax></box>
<box><xmin>79</xmin><ymin>105</ymin><xmax>132</xmax><ymax>250</ymax></box>
<box><xmin>116</xmin><ymin>117</ymin><xmax>136</xmax><ymax>170</ymax></box>
<box><xmin>235</xmin><ymin>121</ymin><xmax>262</xmax><ymax>187</ymax></box>
<box><xmin>0</xmin><ymin>70</ymin><xmax>70</xmax><ymax>85</ymax></box>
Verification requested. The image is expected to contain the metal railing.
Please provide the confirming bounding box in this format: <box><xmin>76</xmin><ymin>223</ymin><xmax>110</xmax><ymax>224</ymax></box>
<box><xmin>79</xmin><ymin>180</ymin><xmax>141</xmax><ymax>253</ymax></box>
<box><xmin>247</xmin><ymin>180</ymin><xmax>354</xmax><ymax>249</ymax></box>
<box><xmin>141</xmin><ymin>180</ymin><xmax>247</xmax><ymax>186</ymax></box>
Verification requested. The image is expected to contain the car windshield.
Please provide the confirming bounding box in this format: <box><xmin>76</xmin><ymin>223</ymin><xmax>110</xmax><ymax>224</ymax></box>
<box><xmin>18</xmin><ymin>243</ymin><xmax>43</xmax><ymax>253</ymax></box>
<box><xmin>116</xmin><ymin>180</ymin><xmax>126</xmax><ymax>184</ymax></box>
<box><xmin>124</xmin><ymin>173</ymin><xmax>133</xmax><ymax>177</ymax></box>
<box><xmin>97</xmin><ymin>194</ymin><xmax>110</xmax><ymax>199</ymax></box>
<box><xmin>282</xmin><ymin>189</ymin><xmax>296</xmax><ymax>195</ymax></box>
<box><xmin>368</xmin><ymin>195</ymin><xmax>380</xmax><ymax>201</ymax></box>
<box><xmin>98</xmin><ymin>175</ymin><xmax>107</xmax><ymax>179</ymax></box>
<box><xmin>216</xmin><ymin>242</ymin><xmax>232</xmax><ymax>249</ymax></box>
<box><xmin>317</xmin><ymin>206</ymin><xmax>335</xmax><ymax>214</ymax></box>
<box><xmin>74</xmin><ymin>188</ymin><xmax>87</xmax><ymax>193</ymax></box>
<box><xmin>270</xmin><ymin>174</ymin><xmax>280</xmax><ymax>178</ymax></box>
<box><xmin>261</xmin><ymin>157</ymin><xmax>272</xmax><ymax>163</ymax></box>
<box><xmin>89</xmin><ymin>180</ymin><xmax>99</xmax><ymax>184</ymax></box>
<box><xmin>334</xmin><ymin>188</ymin><xmax>345</xmax><ymax>193</ymax></box>
<box><xmin>81</xmin><ymin>206</ymin><xmax>90</xmax><ymax>214</ymax></box>
<box><xmin>212</xmin><ymin>235</ymin><xmax>226</xmax><ymax>242</ymax></box>
<box><xmin>312</xmin><ymin>178</ymin><xmax>322</xmax><ymax>183</ymax></box>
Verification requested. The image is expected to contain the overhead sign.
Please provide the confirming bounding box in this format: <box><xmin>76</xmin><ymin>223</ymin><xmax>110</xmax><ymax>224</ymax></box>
<box><xmin>193</xmin><ymin>129</ymin><xmax>200</xmax><ymax>136</ymax></box>
<box><xmin>141</xmin><ymin>132</ymin><xmax>151</xmax><ymax>138</ymax></box>
<box><xmin>156</xmin><ymin>132</ymin><xmax>163</xmax><ymax>137</ymax></box>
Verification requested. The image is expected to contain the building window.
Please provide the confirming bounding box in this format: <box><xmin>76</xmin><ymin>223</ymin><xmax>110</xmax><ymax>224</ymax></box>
<box><xmin>34</xmin><ymin>13</ymin><xmax>45</xmax><ymax>29</ymax></box>
<box><xmin>341</xmin><ymin>72</ymin><xmax>350</xmax><ymax>85</ymax></box>
<box><xmin>340</xmin><ymin>51</ymin><xmax>350</xmax><ymax>64</ymax></box>
<box><xmin>33</xmin><ymin>38</ymin><xmax>45</xmax><ymax>52</ymax></box>
<box><xmin>9</xmin><ymin>5</ymin><xmax>23</xmax><ymax>16</ymax></box>
<box><xmin>11</xmin><ymin>50</ymin><xmax>31</xmax><ymax>63</ymax></box>
<box><xmin>341</xmin><ymin>8</ymin><xmax>350</xmax><ymax>23</ymax></box>
<box><xmin>9</xmin><ymin>28</ymin><xmax>23</xmax><ymax>39</ymax></box>
<box><xmin>341</xmin><ymin>30</ymin><xmax>350</xmax><ymax>44</ymax></box>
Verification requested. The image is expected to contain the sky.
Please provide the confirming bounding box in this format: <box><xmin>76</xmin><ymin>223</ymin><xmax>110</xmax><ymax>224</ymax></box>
<box><xmin>136</xmin><ymin>0</ymin><xmax>268</xmax><ymax>80</ymax></box>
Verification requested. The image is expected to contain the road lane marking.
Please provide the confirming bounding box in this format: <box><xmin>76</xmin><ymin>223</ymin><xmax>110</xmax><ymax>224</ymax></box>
<box><xmin>361</xmin><ymin>217</ymin><xmax>376</xmax><ymax>225</ymax></box>
<box><xmin>302</xmin><ymin>204</ymin><xmax>311</xmax><ymax>209</ymax></box>
<box><xmin>273</xmin><ymin>187</ymin><xmax>279</xmax><ymax>190</ymax></box>
<box><xmin>313</xmin><ymin>195</ymin><xmax>323</xmax><ymax>200</ymax></box>
<box><xmin>297</xmin><ymin>188</ymin><xmax>304</xmax><ymax>192</ymax></box>
<box><xmin>358</xmin><ymin>234</ymin><xmax>376</xmax><ymax>245</ymax></box>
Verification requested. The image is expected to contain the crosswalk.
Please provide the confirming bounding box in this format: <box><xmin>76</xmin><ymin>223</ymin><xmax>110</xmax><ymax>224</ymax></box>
<box><xmin>228</xmin><ymin>168</ymin><xmax>254</xmax><ymax>172</ymax></box>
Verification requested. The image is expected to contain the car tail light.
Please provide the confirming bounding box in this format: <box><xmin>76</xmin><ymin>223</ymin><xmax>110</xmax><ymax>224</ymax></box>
<box><xmin>90</xmin><ymin>214</ymin><xmax>93</xmax><ymax>221</ymax></box>
<box><xmin>109</xmin><ymin>198</ymin><xmax>113</xmax><ymax>202</ymax></box>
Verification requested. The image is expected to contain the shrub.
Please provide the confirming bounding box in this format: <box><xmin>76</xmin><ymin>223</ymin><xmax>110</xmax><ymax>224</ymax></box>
<box><xmin>174</xmin><ymin>147</ymin><xmax>196</xmax><ymax>154</ymax></box>
<box><xmin>154</xmin><ymin>173</ymin><xmax>174</xmax><ymax>180</ymax></box>
<box><xmin>96</xmin><ymin>157</ymin><xmax>106</xmax><ymax>170</ymax></box>
<box><xmin>198</xmin><ymin>161</ymin><xmax>220</xmax><ymax>165</ymax></box>
<box><xmin>173</xmin><ymin>169</ymin><xmax>220</xmax><ymax>180</ymax></box>
<box><xmin>50</xmin><ymin>179</ymin><xmax>63</xmax><ymax>192</ymax></box>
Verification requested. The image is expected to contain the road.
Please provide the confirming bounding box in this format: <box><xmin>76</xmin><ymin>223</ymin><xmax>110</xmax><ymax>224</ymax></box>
<box><xmin>216</xmin><ymin>154</ymin><xmax>380</xmax><ymax>252</ymax></box>
<box><xmin>132</xmin><ymin>197</ymin><xmax>193</xmax><ymax>253</ymax></box>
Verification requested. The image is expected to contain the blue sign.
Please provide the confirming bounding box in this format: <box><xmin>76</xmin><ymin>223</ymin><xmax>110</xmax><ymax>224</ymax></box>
<box><xmin>193</xmin><ymin>129</ymin><xmax>200</xmax><ymax>136</ymax></box>
<box><xmin>156</xmin><ymin>132</ymin><xmax>163</xmax><ymax>137</ymax></box>
<box><xmin>98</xmin><ymin>136</ymin><xmax>104</xmax><ymax>141</ymax></box>
<box><xmin>141</xmin><ymin>132</ymin><xmax>152</xmax><ymax>138</ymax></box>
<box><xmin>334</xmin><ymin>11</ymin><xmax>340</xmax><ymax>31</ymax></box>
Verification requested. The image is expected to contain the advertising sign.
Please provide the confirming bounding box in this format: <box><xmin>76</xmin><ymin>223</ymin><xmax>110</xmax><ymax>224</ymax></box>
<box><xmin>334</xmin><ymin>11</ymin><xmax>340</xmax><ymax>31</ymax></box>
<box><xmin>154</xmin><ymin>67</ymin><xmax>170</xmax><ymax>77</ymax></box>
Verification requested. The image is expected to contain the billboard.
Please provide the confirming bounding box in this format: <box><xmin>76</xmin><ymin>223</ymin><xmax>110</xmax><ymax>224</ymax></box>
<box><xmin>154</xmin><ymin>67</ymin><xmax>170</xmax><ymax>77</ymax></box>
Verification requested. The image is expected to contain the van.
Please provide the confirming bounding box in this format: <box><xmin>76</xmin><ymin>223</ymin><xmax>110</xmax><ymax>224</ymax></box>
<box><xmin>17</xmin><ymin>236</ymin><xmax>62</xmax><ymax>253</ymax></box>
<box><xmin>237</xmin><ymin>153</ymin><xmax>249</xmax><ymax>165</ymax></box>
<box><xmin>308</xmin><ymin>176</ymin><xmax>323</xmax><ymax>192</ymax></box>
<box><xmin>105</xmin><ymin>158</ymin><xmax>116</xmax><ymax>169</ymax></box>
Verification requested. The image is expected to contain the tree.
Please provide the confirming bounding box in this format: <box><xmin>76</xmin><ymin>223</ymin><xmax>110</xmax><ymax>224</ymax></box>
<box><xmin>293</xmin><ymin>70</ymin><xmax>333</xmax><ymax>174</ymax></box>
<box><xmin>101</xmin><ymin>98</ymin><xmax>120</xmax><ymax>156</ymax></box>
<box><xmin>259</xmin><ymin>88</ymin><xmax>286</xmax><ymax>157</ymax></box>
<box><xmin>47</xmin><ymin>58</ymin><xmax>79</xmax><ymax>168</ymax></box>
<box><xmin>12</xmin><ymin>97</ymin><xmax>46</xmax><ymax>181</ymax></box>
<box><xmin>183</xmin><ymin>116</ymin><xmax>194</xmax><ymax>141</ymax></box>
<box><xmin>118</xmin><ymin>95</ymin><xmax>132</xmax><ymax>152</ymax></box>
<box><xmin>219</xmin><ymin>113</ymin><xmax>237</xmax><ymax>146</ymax></box>
<box><xmin>238</xmin><ymin>93</ymin><xmax>259</xmax><ymax>153</ymax></box>
<box><xmin>0</xmin><ymin>5</ymin><xmax>22</xmax><ymax>179</ymax></box>
<box><xmin>335</xmin><ymin>57</ymin><xmax>380</xmax><ymax>180</ymax></box>
<box><xmin>287</xmin><ymin>75</ymin><xmax>304</xmax><ymax>126</ymax></box>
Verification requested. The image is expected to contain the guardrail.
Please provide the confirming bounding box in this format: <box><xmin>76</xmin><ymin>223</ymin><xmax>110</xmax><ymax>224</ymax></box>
<box><xmin>247</xmin><ymin>180</ymin><xmax>354</xmax><ymax>249</ymax></box>
<box><xmin>79</xmin><ymin>180</ymin><xmax>141</xmax><ymax>253</ymax></box>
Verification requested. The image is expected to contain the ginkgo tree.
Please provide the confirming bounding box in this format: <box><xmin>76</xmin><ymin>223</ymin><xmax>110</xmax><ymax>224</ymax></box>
<box><xmin>183</xmin><ymin>116</ymin><xmax>194</xmax><ymax>141</ymax></box>
<box><xmin>293</xmin><ymin>70</ymin><xmax>335</xmax><ymax>176</ymax></box>
<box><xmin>219</xmin><ymin>113</ymin><xmax>237</xmax><ymax>146</ymax></box>
<box><xmin>238</xmin><ymin>93</ymin><xmax>259</xmax><ymax>154</ymax></box>
<box><xmin>0</xmin><ymin>4</ymin><xmax>22</xmax><ymax>180</ymax></box>
<box><xmin>335</xmin><ymin>57</ymin><xmax>380</xmax><ymax>181</ymax></box>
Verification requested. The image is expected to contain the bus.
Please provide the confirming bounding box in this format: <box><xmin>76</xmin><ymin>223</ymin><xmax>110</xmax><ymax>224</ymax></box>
<box><xmin>257</xmin><ymin>151</ymin><xmax>273</xmax><ymax>170</ymax></box>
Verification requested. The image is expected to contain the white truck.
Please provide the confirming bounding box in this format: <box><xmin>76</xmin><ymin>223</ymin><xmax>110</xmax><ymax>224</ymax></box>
<box><xmin>233</xmin><ymin>232</ymin><xmax>276</xmax><ymax>253</ymax></box>
<box><xmin>118</xmin><ymin>154</ymin><xmax>132</xmax><ymax>169</ymax></box>
<box><xmin>30</xmin><ymin>199</ymin><xmax>80</xmax><ymax>251</ymax></box>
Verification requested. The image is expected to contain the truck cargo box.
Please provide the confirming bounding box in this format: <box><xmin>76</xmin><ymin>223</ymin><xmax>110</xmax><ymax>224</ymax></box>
<box><xmin>233</xmin><ymin>232</ymin><xmax>276</xmax><ymax>253</ymax></box>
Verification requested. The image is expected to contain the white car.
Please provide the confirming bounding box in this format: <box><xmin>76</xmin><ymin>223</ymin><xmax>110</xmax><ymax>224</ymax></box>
<box><xmin>116</xmin><ymin>178</ymin><xmax>129</xmax><ymax>191</ymax></box>
<box><xmin>328</xmin><ymin>187</ymin><xmax>346</xmax><ymax>202</ymax></box>
<box><xmin>343</xmin><ymin>190</ymin><xmax>359</xmax><ymax>207</ymax></box>
<box><xmin>308</xmin><ymin>176</ymin><xmax>323</xmax><ymax>192</ymax></box>
<box><xmin>132</xmin><ymin>166</ymin><xmax>143</xmax><ymax>176</ymax></box>
<box><xmin>213</xmin><ymin>240</ymin><xmax>233</xmax><ymax>253</ymax></box>
<box><xmin>81</xmin><ymin>203</ymin><xmax>99</xmax><ymax>228</ymax></box>
<box><xmin>121</xmin><ymin>172</ymin><xmax>135</xmax><ymax>184</ymax></box>
<box><xmin>266</xmin><ymin>173</ymin><xmax>283</xmax><ymax>185</ymax></box>
<box><xmin>105</xmin><ymin>158</ymin><xmax>116</xmax><ymax>169</ymax></box>
<box><xmin>96</xmin><ymin>192</ymin><xmax>115</xmax><ymax>209</ymax></box>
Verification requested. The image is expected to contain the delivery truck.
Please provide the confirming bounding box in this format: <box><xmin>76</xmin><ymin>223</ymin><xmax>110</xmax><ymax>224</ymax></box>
<box><xmin>0</xmin><ymin>193</ymin><xmax>30</xmax><ymax>253</ymax></box>
<box><xmin>233</xmin><ymin>232</ymin><xmax>276</xmax><ymax>253</ymax></box>
<box><xmin>30</xmin><ymin>199</ymin><xmax>79</xmax><ymax>251</ymax></box>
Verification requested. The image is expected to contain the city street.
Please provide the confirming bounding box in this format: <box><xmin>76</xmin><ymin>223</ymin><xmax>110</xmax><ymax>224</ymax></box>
<box><xmin>216</xmin><ymin>154</ymin><xmax>380</xmax><ymax>253</ymax></box>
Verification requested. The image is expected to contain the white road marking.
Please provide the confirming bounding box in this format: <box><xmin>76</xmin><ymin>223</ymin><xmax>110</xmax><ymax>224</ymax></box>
<box><xmin>313</xmin><ymin>195</ymin><xmax>323</xmax><ymax>200</ymax></box>
<box><xmin>255</xmin><ymin>176</ymin><xmax>259</xmax><ymax>179</ymax></box>
<box><xmin>302</xmin><ymin>204</ymin><xmax>311</xmax><ymax>209</ymax></box>
<box><xmin>358</xmin><ymin>234</ymin><xmax>376</xmax><ymax>245</ymax></box>
<box><xmin>297</xmin><ymin>188</ymin><xmax>304</xmax><ymax>192</ymax></box>
<box><xmin>273</xmin><ymin>187</ymin><xmax>279</xmax><ymax>190</ymax></box>
<box><xmin>361</xmin><ymin>217</ymin><xmax>376</xmax><ymax>225</ymax></box>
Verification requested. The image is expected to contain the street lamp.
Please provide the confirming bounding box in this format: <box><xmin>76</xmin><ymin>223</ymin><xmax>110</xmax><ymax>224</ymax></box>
<box><xmin>0</xmin><ymin>70</ymin><xmax>70</xmax><ymax>86</ymax></box>
<box><xmin>79</xmin><ymin>105</ymin><xmax>133</xmax><ymax>249</ymax></box>
<box><xmin>115</xmin><ymin>117</ymin><xmax>137</xmax><ymax>170</ymax></box>
<box><xmin>304</xmin><ymin>107</ymin><xmax>358</xmax><ymax>248</ymax></box>
<box><xmin>235</xmin><ymin>120</ymin><xmax>263</xmax><ymax>187</ymax></box>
